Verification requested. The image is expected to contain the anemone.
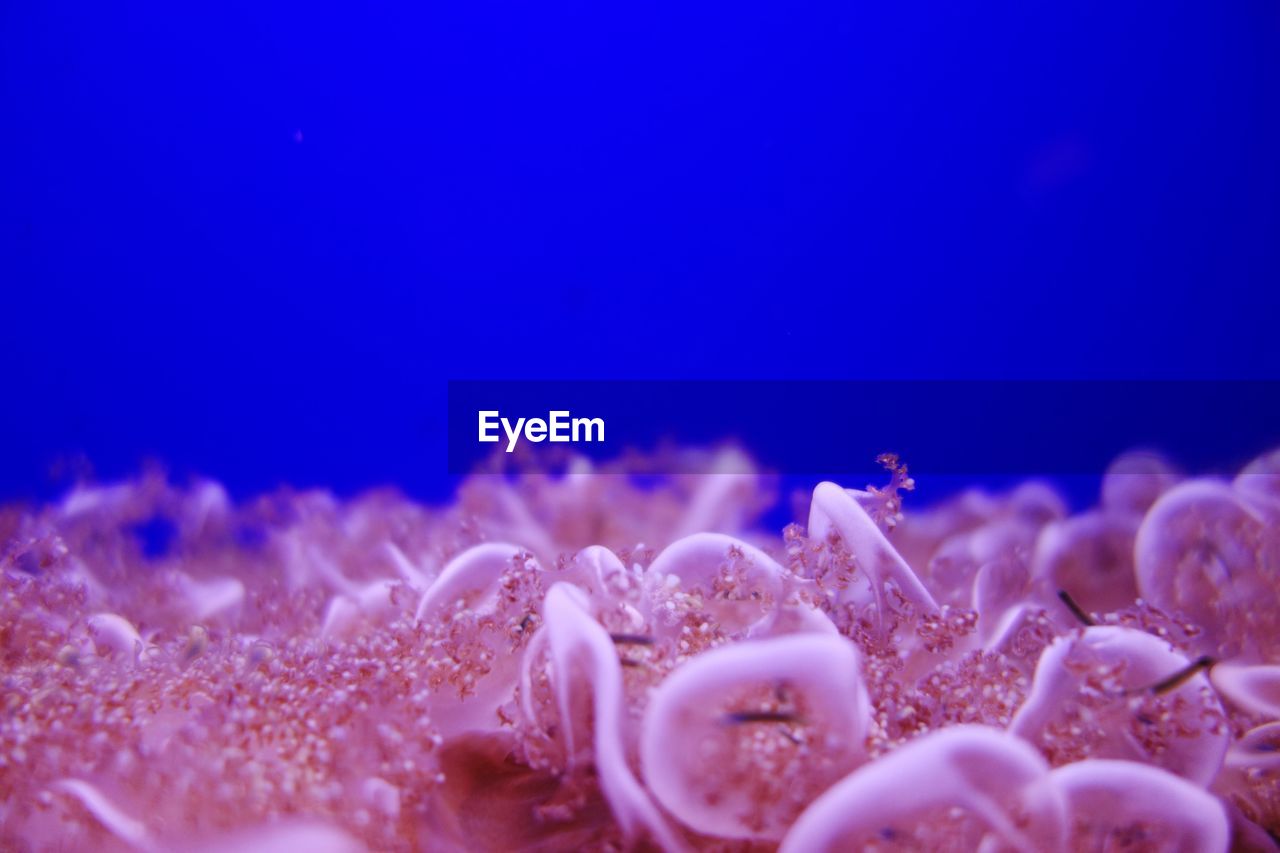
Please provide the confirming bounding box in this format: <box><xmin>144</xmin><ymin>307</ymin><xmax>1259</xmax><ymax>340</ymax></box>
<box><xmin>4</xmin><ymin>447</ymin><xmax>1280</xmax><ymax>849</ymax></box>
<box><xmin>1009</xmin><ymin>625</ymin><xmax>1229</xmax><ymax>786</ymax></box>
<box><xmin>1050</xmin><ymin>759</ymin><xmax>1229</xmax><ymax>852</ymax></box>
<box><xmin>641</xmin><ymin>633</ymin><xmax>869</xmax><ymax>840</ymax></box>
<box><xmin>778</xmin><ymin>726</ymin><xmax>1065</xmax><ymax>852</ymax></box>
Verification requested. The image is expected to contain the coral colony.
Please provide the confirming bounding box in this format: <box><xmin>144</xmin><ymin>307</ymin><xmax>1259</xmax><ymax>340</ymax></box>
<box><xmin>2</xmin><ymin>447</ymin><xmax>1280</xmax><ymax>852</ymax></box>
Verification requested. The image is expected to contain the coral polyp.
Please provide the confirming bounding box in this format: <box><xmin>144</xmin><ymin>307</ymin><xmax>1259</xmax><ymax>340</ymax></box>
<box><xmin>1</xmin><ymin>448</ymin><xmax>1279</xmax><ymax>850</ymax></box>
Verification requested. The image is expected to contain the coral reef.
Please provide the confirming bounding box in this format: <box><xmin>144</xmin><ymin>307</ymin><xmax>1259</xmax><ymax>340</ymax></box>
<box><xmin>2</xmin><ymin>448</ymin><xmax>1279</xmax><ymax>851</ymax></box>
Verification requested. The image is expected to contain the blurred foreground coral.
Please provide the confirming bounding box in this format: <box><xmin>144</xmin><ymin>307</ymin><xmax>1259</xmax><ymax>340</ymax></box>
<box><xmin>2</xmin><ymin>447</ymin><xmax>1280</xmax><ymax>851</ymax></box>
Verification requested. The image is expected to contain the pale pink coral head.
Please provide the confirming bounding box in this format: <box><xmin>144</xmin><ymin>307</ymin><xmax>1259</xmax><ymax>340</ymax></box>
<box><xmin>640</xmin><ymin>633</ymin><xmax>870</xmax><ymax>840</ymax></box>
<box><xmin>1234</xmin><ymin>447</ymin><xmax>1280</xmax><ymax>515</ymax></box>
<box><xmin>1101</xmin><ymin>449</ymin><xmax>1182</xmax><ymax>516</ymax></box>
<box><xmin>779</xmin><ymin>726</ymin><xmax>1065</xmax><ymax>853</ymax></box>
<box><xmin>1135</xmin><ymin>480</ymin><xmax>1277</xmax><ymax>658</ymax></box>
<box><xmin>1050</xmin><ymin>759</ymin><xmax>1229</xmax><ymax>852</ymax></box>
<box><xmin>1010</xmin><ymin>625</ymin><xmax>1228</xmax><ymax>785</ymax></box>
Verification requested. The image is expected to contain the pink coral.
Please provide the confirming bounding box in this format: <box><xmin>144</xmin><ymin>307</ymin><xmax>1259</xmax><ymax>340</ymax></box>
<box><xmin>1</xmin><ymin>447</ymin><xmax>1279</xmax><ymax>850</ymax></box>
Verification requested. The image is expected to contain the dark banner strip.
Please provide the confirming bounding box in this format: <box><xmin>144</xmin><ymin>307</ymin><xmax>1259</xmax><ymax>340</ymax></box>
<box><xmin>447</xmin><ymin>380</ymin><xmax>1280</xmax><ymax>476</ymax></box>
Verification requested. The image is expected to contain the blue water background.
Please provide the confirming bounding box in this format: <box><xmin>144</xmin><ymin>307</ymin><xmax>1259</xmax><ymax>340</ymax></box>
<box><xmin>4</xmin><ymin>2</ymin><xmax>1278</xmax><ymax>517</ymax></box>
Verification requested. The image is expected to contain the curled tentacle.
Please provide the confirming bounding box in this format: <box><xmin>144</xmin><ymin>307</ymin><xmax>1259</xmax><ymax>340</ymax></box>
<box><xmin>808</xmin><ymin>481</ymin><xmax>938</xmax><ymax>618</ymax></box>
<box><xmin>779</xmin><ymin>726</ymin><xmax>1065</xmax><ymax>853</ymax></box>
<box><xmin>541</xmin><ymin>583</ymin><xmax>684</xmax><ymax>850</ymax></box>
<box><xmin>1051</xmin><ymin>759</ymin><xmax>1229</xmax><ymax>853</ymax></box>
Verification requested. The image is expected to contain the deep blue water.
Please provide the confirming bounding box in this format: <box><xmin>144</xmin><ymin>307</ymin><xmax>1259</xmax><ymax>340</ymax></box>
<box><xmin>3</xmin><ymin>1</ymin><xmax>1278</xmax><ymax>508</ymax></box>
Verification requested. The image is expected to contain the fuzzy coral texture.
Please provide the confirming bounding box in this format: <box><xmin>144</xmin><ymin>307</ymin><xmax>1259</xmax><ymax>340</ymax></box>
<box><xmin>2</xmin><ymin>448</ymin><xmax>1280</xmax><ymax>852</ymax></box>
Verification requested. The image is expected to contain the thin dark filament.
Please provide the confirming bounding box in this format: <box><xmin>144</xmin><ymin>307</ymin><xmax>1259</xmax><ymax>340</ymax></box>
<box><xmin>1057</xmin><ymin>589</ymin><xmax>1096</xmax><ymax>626</ymax></box>
<box><xmin>1131</xmin><ymin>656</ymin><xmax>1216</xmax><ymax>696</ymax></box>
<box><xmin>609</xmin><ymin>633</ymin><xmax>655</xmax><ymax>646</ymax></box>
<box><xmin>723</xmin><ymin>710</ymin><xmax>801</xmax><ymax>725</ymax></box>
